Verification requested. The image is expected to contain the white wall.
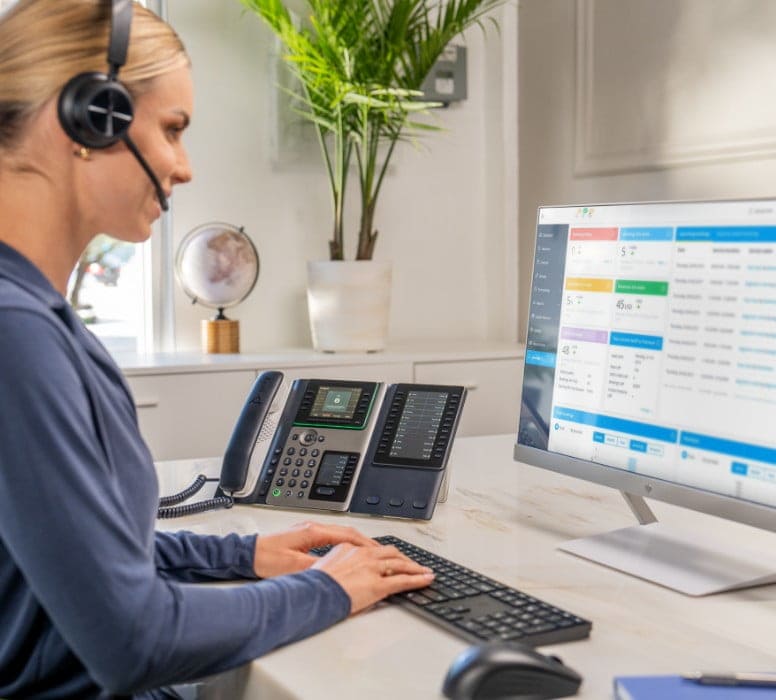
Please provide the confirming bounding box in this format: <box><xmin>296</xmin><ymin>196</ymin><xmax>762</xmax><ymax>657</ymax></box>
<box><xmin>518</xmin><ymin>0</ymin><xmax>776</xmax><ymax>340</ymax></box>
<box><xmin>164</xmin><ymin>0</ymin><xmax>518</xmax><ymax>352</ymax></box>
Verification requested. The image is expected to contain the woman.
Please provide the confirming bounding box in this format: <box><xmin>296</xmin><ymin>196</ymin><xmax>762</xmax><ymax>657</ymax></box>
<box><xmin>0</xmin><ymin>2</ymin><xmax>434</xmax><ymax>698</ymax></box>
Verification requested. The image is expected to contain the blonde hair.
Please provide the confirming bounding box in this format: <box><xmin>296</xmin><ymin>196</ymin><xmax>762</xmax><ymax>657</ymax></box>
<box><xmin>0</xmin><ymin>0</ymin><xmax>189</xmax><ymax>152</ymax></box>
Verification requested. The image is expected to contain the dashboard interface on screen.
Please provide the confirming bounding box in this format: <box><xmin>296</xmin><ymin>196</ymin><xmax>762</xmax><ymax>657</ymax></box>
<box><xmin>518</xmin><ymin>199</ymin><xmax>776</xmax><ymax>509</ymax></box>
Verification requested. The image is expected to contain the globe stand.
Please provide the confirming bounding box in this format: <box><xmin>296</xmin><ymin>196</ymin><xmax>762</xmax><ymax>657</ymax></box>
<box><xmin>201</xmin><ymin>307</ymin><xmax>239</xmax><ymax>354</ymax></box>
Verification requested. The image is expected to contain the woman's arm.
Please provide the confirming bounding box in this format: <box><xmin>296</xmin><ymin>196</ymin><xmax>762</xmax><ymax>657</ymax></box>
<box><xmin>154</xmin><ymin>530</ymin><xmax>259</xmax><ymax>582</ymax></box>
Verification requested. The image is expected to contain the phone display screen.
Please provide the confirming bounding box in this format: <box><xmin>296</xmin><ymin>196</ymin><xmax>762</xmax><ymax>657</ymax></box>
<box><xmin>389</xmin><ymin>391</ymin><xmax>449</xmax><ymax>461</ymax></box>
<box><xmin>315</xmin><ymin>452</ymin><xmax>351</xmax><ymax>486</ymax></box>
<box><xmin>294</xmin><ymin>380</ymin><xmax>378</xmax><ymax>429</ymax></box>
<box><xmin>310</xmin><ymin>386</ymin><xmax>362</xmax><ymax>420</ymax></box>
<box><xmin>310</xmin><ymin>451</ymin><xmax>359</xmax><ymax>502</ymax></box>
<box><xmin>373</xmin><ymin>384</ymin><xmax>464</xmax><ymax>469</ymax></box>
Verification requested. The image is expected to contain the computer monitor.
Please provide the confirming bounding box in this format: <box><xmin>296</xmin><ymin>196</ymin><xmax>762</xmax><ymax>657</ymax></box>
<box><xmin>515</xmin><ymin>198</ymin><xmax>776</xmax><ymax>596</ymax></box>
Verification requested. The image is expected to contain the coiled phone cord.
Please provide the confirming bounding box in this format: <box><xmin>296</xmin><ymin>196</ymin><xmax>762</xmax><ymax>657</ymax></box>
<box><xmin>157</xmin><ymin>475</ymin><xmax>233</xmax><ymax>519</ymax></box>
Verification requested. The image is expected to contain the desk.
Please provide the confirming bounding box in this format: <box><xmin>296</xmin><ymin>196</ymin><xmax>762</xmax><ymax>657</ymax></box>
<box><xmin>156</xmin><ymin>434</ymin><xmax>776</xmax><ymax>699</ymax></box>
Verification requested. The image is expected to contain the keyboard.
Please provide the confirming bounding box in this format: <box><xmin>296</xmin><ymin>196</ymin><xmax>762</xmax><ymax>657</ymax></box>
<box><xmin>312</xmin><ymin>535</ymin><xmax>591</xmax><ymax>647</ymax></box>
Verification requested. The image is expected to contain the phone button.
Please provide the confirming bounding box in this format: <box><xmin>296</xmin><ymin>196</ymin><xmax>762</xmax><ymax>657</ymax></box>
<box><xmin>301</xmin><ymin>480</ymin><xmax>309</xmax><ymax>488</ymax></box>
<box><xmin>315</xmin><ymin>486</ymin><xmax>335</xmax><ymax>496</ymax></box>
<box><xmin>275</xmin><ymin>478</ymin><xmax>285</xmax><ymax>486</ymax></box>
<box><xmin>389</xmin><ymin>497</ymin><xmax>404</xmax><ymax>507</ymax></box>
<box><xmin>366</xmin><ymin>496</ymin><xmax>380</xmax><ymax>505</ymax></box>
<box><xmin>271</xmin><ymin>488</ymin><xmax>281</xmax><ymax>498</ymax></box>
<box><xmin>412</xmin><ymin>500</ymin><xmax>428</xmax><ymax>510</ymax></box>
<box><xmin>300</xmin><ymin>430</ymin><xmax>318</xmax><ymax>445</ymax></box>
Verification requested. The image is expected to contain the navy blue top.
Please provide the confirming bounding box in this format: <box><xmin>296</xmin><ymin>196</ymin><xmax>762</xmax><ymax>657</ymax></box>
<box><xmin>0</xmin><ymin>242</ymin><xmax>351</xmax><ymax>699</ymax></box>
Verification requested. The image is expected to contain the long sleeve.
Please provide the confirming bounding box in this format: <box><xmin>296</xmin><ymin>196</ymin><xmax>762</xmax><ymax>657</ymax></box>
<box><xmin>154</xmin><ymin>530</ymin><xmax>259</xmax><ymax>582</ymax></box>
<box><xmin>0</xmin><ymin>307</ymin><xmax>351</xmax><ymax>697</ymax></box>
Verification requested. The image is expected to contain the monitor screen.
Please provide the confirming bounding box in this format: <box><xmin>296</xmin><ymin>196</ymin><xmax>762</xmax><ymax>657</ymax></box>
<box><xmin>515</xmin><ymin>199</ymin><xmax>776</xmax><ymax>590</ymax></box>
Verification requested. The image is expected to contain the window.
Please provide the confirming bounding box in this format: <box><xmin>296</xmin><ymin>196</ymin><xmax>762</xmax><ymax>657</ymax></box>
<box><xmin>67</xmin><ymin>236</ymin><xmax>154</xmax><ymax>355</ymax></box>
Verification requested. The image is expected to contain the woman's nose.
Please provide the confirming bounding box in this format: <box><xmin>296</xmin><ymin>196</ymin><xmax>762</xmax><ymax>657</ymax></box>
<box><xmin>173</xmin><ymin>148</ymin><xmax>193</xmax><ymax>185</ymax></box>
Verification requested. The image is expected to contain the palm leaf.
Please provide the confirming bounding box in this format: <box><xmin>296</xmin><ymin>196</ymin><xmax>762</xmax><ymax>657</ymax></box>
<box><xmin>239</xmin><ymin>0</ymin><xmax>505</xmax><ymax>259</ymax></box>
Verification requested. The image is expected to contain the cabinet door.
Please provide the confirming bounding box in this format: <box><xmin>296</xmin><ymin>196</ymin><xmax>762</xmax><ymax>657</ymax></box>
<box><xmin>125</xmin><ymin>371</ymin><xmax>257</xmax><ymax>461</ymax></box>
<box><xmin>413</xmin><ymin>358</ymin><xmax>524</xmax><ymax>437</ymax></box>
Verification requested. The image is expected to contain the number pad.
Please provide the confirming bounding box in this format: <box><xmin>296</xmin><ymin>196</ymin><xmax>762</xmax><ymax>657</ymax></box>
<box><xmin>269</xmin><ymin>436</ymin><xmax>322</xmax><ymax>500</ymax></box>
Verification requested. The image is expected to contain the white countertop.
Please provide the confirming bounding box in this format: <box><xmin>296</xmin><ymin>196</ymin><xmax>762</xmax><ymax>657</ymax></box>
<box><xmin>155</xmin><ymin>434</ymin><xmax>776</xmax><ymax>699</ymax></box>
<box><xmin>114</xmin><ymin>341</ymin><xmax>524</xmax><ymax>375</ymax></box>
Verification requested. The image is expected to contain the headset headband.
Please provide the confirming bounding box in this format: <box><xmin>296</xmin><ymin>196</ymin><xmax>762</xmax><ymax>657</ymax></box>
<box><xmin>107</xmin><ymin>0</ymin><xmax>132</xmax><ymax>77</ymax></box>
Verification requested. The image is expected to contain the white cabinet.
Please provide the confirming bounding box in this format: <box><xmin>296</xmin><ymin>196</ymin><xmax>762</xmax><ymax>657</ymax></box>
<box><xmin>121</xmin><ymin>345</ymin><xmax>523</xmax><ymax>460</ymax></box>
<box><xmin>414</xmin><ymin>358</ymin><xmax>524</xmax><ymax>437</ymax></box>
<box><xmin>126</xmin><ymin>371</ymin><xmax>256</xmax><ymax>461</ymax></box>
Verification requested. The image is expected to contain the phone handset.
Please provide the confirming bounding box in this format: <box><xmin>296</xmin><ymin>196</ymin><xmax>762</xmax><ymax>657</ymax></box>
<box><xmin>157</xmin><ymin>370</ymin><xmax>285</xmax><ymax>518</ymax></box>
<box><xmin>220</xmin><ymin>370</ymin><xmax>285</xmax><ymax>497</ymax></box>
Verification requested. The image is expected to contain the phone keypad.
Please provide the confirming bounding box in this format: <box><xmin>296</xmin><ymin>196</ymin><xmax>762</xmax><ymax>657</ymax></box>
<box><xmin>263</xmin><ymin>442</ymin><xmax>362</xmax><ymax>506</ymax></box>
<box><xmin>262</xmin><ymin>425</ymin><xmax>346</xmax><ymax>502</ymax></box>
<box><xmin>264</xmin><ymin>439</ymin><xmax>327</xmax><ymax>501</ymax></box>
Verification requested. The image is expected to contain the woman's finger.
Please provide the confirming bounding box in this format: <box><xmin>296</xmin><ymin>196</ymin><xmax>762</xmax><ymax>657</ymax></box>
<box><xmin>381</xmin><ymin>571</ymin><xmax>436</xmax><ymax>596</ymax></box>
<box><xmin>301</xmin><ymin>522</ymin><xmax>378</xmax><ymax>548</ymax></box>
<box><xmin>375</xmin><ymin>555</ymin><xmax>433</xmax><ymax>578</ymax></box>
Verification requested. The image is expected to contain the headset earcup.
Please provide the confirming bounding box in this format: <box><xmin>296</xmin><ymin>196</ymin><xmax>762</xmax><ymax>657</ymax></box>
<box><xmin>58</xmin><ymin>72</ymin><xmax>134</xmax><ymax>149</ymax></box>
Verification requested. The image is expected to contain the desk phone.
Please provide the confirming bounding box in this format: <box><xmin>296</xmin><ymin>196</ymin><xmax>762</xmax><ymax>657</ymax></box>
<box><xmin>214</xmin><ymin>371</ymin><xmax>466</xmax><ymax>520</ymax></box>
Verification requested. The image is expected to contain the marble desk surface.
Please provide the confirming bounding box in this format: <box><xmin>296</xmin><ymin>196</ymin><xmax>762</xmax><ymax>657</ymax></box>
<box><xmin>155</xmin><ymin>434</ymin><xmax>776</xmax><ymax>699</ymax></box>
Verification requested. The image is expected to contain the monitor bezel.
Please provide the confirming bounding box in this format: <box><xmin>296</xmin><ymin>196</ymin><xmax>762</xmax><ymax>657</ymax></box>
<box><xmin>515</xmin><ymin>195</ymin><xmax>776</xmax><ymax>535</ymax></box>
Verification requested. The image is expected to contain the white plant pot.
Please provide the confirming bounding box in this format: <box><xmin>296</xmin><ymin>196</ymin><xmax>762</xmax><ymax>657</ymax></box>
<box><xmin>307</xmin><ymin>260</ymin><xmax>392</xmax><ymax>352</ymax></box>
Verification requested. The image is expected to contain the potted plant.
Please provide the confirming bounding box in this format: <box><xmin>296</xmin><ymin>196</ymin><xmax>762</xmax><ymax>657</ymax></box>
<box><xmin>240</xmin><ymin>0</ymin><xmax>503</xmax><ymax>351</ymax></box>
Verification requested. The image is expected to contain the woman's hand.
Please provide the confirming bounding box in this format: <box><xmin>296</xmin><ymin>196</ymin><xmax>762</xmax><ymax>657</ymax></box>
<box><xmin>252</xmin><ymin>520</ymin><xmax>378</xmax><ymax>578</ymax></box>
<box><xmin>312</xmin><ymin>542</ymin><xmax>435</xmax><ymax>615</ymax></box>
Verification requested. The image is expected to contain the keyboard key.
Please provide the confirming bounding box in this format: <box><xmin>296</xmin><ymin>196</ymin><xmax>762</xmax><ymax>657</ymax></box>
<box><xmin>405</xmin><ymin>592</ymin><xmax>432</xmax><ymax>606</ymax></box>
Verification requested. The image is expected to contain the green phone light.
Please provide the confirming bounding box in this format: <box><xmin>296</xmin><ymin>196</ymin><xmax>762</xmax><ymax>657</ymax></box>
<box><xmin>272</xmin><ymin>488</ymin><xmax>281</xmax><ymax>498</ymax></box>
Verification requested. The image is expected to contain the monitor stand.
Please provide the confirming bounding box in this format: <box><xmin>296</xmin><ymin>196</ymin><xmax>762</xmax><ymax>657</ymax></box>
<box><xmin>559</xmin><ymin>492</ymin><xmax>776</xmax><ymax>596</ymax></box>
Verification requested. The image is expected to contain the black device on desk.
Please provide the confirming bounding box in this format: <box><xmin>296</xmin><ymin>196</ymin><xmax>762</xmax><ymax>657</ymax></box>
<box><xmin>442</xmin><ymin>642</ymin><xmax>582</xmax><ymax>700</ymax></box>
<box><xmin>312</xmin><ymin>536</ymin><xmax>592</xmax><ymax>648</ymax></box>
<box><xmin>160</xmin><ymin>371</ymin><xmax>466</xmax><ymax>520</ymax></box>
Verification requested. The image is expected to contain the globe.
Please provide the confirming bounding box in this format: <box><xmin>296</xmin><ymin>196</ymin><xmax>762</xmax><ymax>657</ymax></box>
<box><xmin>175</xmin><ymin>222</ymin><xmax>259</xmax><ymax>315</ymax></box>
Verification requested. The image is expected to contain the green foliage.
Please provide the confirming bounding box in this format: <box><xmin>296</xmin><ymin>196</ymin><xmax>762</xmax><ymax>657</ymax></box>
<box><xmin>240</xmin><ymin>0</ymin><xmax>504</xmax><ymax>260</ymax></box>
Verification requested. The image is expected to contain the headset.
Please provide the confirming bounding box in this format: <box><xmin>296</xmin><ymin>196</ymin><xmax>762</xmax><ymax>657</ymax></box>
<box><xmin>57</xmin><ymin>0</ymin><xmax>169</xmax><ymax>211</ymax></box>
